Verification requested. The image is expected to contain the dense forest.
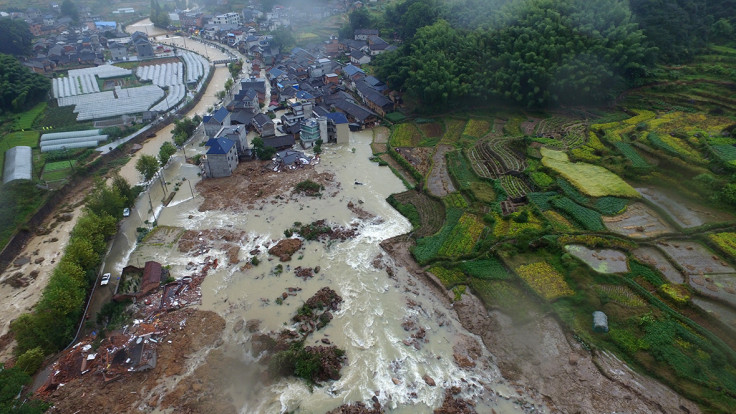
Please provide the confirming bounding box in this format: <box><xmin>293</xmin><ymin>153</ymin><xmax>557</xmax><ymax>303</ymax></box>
<box><xmin>364</xmin><ymin>0</ymin><xmax>736</xmax><ymax>109</ymax></box>
<box><xmin>0</xmin><ymin>53</ymin><xmax>50</xmax><ymax>112</ymax></box>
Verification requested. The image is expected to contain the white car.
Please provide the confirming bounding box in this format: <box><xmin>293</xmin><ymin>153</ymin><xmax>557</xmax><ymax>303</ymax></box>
<box><xmin>100</xmin><ymin>273</ymin><xmax>111</xmax><ymax>286</ymax></box>
<box><xmin>123</xmin><ymin>208</ymin><xmax>130</xmax><ymax>217</ymax></box>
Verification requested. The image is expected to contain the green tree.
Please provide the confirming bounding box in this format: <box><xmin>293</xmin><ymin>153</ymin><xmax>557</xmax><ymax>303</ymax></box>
<box><xmin>228</xmin><ymin>60</ymin><xmax>243</xmax><ymax>78</ymax></box>
<box><xmin>0</xmin><ymin>364</ymin><xmax>46</xmax><ymax>413</ymax></box>
<box><xmin>159</xmin><ymin>141</ymin><xmax>177</xmax><ymax>166</ymax></box>
<box><xmin>85</xmin><ymin>180</ymin><xmax>125</xmax><ymax>218</ymax></box>
<box><xmin>15</xmin><ymin>347</ymin><xmax>44</xmax><ymax>375</ymax></box>
<box><xmin>172</xmin><ymin>116</ymin><xmax>199</xmax><ymax>146</ymax></box>
<box><xmin>0</xmin><ymin>19</ymin><xmax>32</xmax><ymax>56</ymax></box>
<box><xmin>270</xmin><ymin>27</ymin><xmax>295</xmax><ymax>51</ymax></box>
<box><xmin>252</xmin><ymin>136</ymin><xmax>276</xmax><ymax>160</ymax></box>
<box><xmin>339</xmin><ymin>8</ymin><xmax>374</xmax><ymax>39</ymax></box>
<box><xmin>150</xmin><ymin>0</ymin><xmax>170</xmax><ymax>28</ymax></box>
<box><xmin>0</xmin><ymin>54</ymin><xmax>51</xmax><ymax>111</ymax></box>
<box><xmin>136</xmin><ymin>155</ymin><xmax>160</xmax><ymax>181</ymax></box>
<box><xmin>61</xmin><ymin>0</ymin><xmax>79</xmax><ymax>22</ymax></box>
<box><xmin>65</xmin><ymin>238</ymin><xmax>100</xmax><ymax>271</ymax></box>
<box><xmin>112</xmin><ymin>174</ymin><xmax>135</xmax><ymax>206</ymax></box>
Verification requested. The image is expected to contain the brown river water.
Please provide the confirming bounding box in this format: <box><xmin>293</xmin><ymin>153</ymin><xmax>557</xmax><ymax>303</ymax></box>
<box><xmin>103</xmin><ymin>128</ymin><xmax>539</xmax><ymax>413</ymax></box>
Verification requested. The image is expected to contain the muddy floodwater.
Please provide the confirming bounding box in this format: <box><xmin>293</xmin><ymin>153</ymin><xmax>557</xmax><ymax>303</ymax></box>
<box><xmin>111</xmin><ymin>130</ymin><xmax>536</xmax><ymax>413</ymax></box>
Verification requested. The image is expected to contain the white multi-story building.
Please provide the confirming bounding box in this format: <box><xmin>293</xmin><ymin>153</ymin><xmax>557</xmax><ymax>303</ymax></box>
<box><xmin>212</xmin><ymin>12</ymin><xmax>241</xmax><ymax>26</ymax></box>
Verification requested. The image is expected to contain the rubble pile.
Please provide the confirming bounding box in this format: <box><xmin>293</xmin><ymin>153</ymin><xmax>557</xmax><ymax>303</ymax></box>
<box><xmin>326</xmin><ymin>401</ymin><xmax>384</xmax><ymax>414</ymax></box>
<box><xmin>434</xmin><ymin>388</ymin><xmax>477</xmax><ymax>414</ymax></box>
<box><xmin>36</xmin><ymin>257</ymin><xmax>221</xmax><ymax>397</ymax></box>
<box><xmin>293</xmin><ymin>266</ymin><xmax>314</xmax><ymax>280</ymax></box>
<box><xmin>347</xmin><ymin>201</ymin><xmax>383</xmax><ymax>224</ymax></box>
<box><xmin>177</xmin><ymin>229</ymin><xmax>247</xmax><ymax>261</ymax></box>
<box><xmin>291</xmin><ymin>219</ymin><xmax>358</xmax><ymax>242</ymax></box>
<box><xmin>268</xmin><ymin>238</ymin><xmax>303</xmax><ymax>261</ymax></box>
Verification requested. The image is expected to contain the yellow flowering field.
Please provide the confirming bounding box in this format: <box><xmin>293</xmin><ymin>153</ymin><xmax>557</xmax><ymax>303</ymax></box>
<box><xmin>438</xmin><ymin>213</ymin><xmax>485</xmax><ymax>257</ymax></box>
<box><xmin>515</xmin><ymin>262</ymin><xmax>574</xmax><ymax>301</ymax></box>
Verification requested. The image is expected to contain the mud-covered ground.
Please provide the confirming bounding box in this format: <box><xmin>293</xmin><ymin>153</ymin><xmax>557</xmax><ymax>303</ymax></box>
<box><xmin>197</xmin><ymin>160</ymin><xmax>339</xmax><ymax>212</ymax></box>
<box><xmin>42</xmin><ymin>309</ymin><xmax>230</xmax><ymax>414</ymax></box>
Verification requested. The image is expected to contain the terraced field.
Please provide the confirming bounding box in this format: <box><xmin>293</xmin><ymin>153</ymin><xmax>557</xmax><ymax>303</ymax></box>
<box><xmin>383</xmin><ymin>47</ymin><xmax>736</xmax><ymax>411</ymax></box>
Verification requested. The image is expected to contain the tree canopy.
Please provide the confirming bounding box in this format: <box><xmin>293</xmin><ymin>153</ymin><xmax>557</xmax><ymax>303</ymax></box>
<box><xmin>0</xmin><ymin>54</ymin><xmax>50</xmax><ymax>113</ymax></box>
<box><xmin>150</xmin><ymin>0</ymin><xmax>170</xmax><ymax>28</ymax></box>
<box><xmin>373</xmin><ymin>0</ymin><xmax>654</xmax><ymax>109</ymax></box>
<box><xmin>0</xmin><ymin>19</ymin><xmax>32</xmax><ymax>56</ymax></box>
<box><xmin>61</xmin><ymin>0</ymin><xmax>80</xmax><ymax>23</ymax></box>
<box><xmin>136</xmin><ymin>155</ymin><xmax>160</xmax><ymax>181</ymax></box>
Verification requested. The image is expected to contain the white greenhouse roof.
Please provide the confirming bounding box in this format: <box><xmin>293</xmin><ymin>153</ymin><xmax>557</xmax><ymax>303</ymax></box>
<box><xmin>3</xmin><ymin>146</ymin><xmax>32</xmax><ymax>184</ymax></box>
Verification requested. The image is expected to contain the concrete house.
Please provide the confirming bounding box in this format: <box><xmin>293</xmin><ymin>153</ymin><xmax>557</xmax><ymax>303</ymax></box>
<box><xmin>350</xmin><ymin>49</ymin><xmax>371</xmax><ymax>66</ymax></box>
<box><xmin>214</xmin><ymin>125</ymin><xmax>249</xmax><ymax>157</ymax></box>
<box><xmin>354</xmin><ymin>28</ymin><xmax>379</xmax><ymax>41</ymax></box>
<box><xmin>325</xmin><ymin>112</ymin><xmax>350</xmax><ymax>144</ymax></box>
<box><xmin>252</xmin><ymin>113</ymin><xmax>275</xmax><ymax>137</ymax></box>
<box><xmin>300</xmin><ymin>117</ymin><xmax>324</xmax><ymax>148</ymax></box>
<box><xmin>239</xmin><ymin>78</ymin><xmax>268</xmax><ymax>104</ymax></box>
<box><xmin>203</xmin><ymin>107</ymin><xmax>231</xmax><ymax>136</ymax></box>
<box><xmin>204</xmin><ymin>138</ymin><xmax>238</xmax><ymax>178</ymax></box>
<box><xmin>108</xmin><ymin>42</ymin><xmax>128</xmax><ymax>60</ymax></box>
<box><xmin>131</xmin><ymin>31</ymin><xmax>154</xmax><ymax>58</ymax></box>
<box><xmin>228</xmin><ymin>88</ymin><xmax>259</xmax><ymax>115</ymax></box>
<box><xmin>343</xmin><ymin>64</ymin><xmax>365</xmax><ymax>81</ymax></box>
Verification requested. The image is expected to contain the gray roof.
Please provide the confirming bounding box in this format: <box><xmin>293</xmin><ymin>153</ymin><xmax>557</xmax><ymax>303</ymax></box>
<box><xmin>355</xmin><ymin>80</ymin><xmax>393</xmax><ymax>111</ymax></box>
<box><xmin>3</xmin><ymin>146</ymin><xmax>33</xmax><ymax>184</ymax></box>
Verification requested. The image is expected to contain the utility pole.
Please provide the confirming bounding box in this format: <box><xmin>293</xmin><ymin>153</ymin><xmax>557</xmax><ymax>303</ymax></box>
<box><xmin>186</xmin><ymin>178</ymin><xmax>194</xmax><ymax>198</ymax></box>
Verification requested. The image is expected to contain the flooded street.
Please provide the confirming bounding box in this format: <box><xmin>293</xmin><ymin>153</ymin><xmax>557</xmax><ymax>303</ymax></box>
<box><xmin>124</xmin><ymin>18</ymin><xmax>169</xmax><ymax>37</ymax></box>
<box><xmin>107</xmin><ymin>129</ymin><xmax>534</xmax><ymax>413</ymax></box>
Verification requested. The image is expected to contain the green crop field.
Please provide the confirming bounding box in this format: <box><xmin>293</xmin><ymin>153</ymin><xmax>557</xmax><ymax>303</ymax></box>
<box><xmin>13</xmin><ymin>102</ymin><xmax>47</xmax><ymax>131</ymax></box>
<box><xmin>541</xmin><ymin>148</ymin><xmax>640</xmax><ymax>198</ymax></box>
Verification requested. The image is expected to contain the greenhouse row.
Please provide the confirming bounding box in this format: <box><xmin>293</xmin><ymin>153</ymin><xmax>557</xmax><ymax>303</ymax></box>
<box><xmin>58</xmin><ymin>85</ymin><xmax>164</xmax><ymax>121</ymax></box>
<box><xmin>136</xmin><ymin>62</ymin><xmax>183</xmax><ymax>87</ymax></box>
<box><xmin>150</xmin><ymin>84</ymin><xmax>186</xmax><ymax>112</ymax></box>
<box><xmin>40</xmin><ymin>129</ymin><xmax>108</xmax><ymax>152</ymax></box>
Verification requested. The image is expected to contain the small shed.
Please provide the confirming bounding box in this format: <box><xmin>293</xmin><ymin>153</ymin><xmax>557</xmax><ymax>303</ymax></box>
<box><xmin>592</xmin><ymin>311</ymin><xmax>609</xmax><ymax>333</ymax></box>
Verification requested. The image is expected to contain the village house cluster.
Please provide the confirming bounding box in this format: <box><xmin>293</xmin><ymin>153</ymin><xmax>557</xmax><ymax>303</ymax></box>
<box><xmin>194</xmin><ymin>5</ymin><xmax>400</xmax><ymax>178</ymax></box>
<box><xmin>3</xmin><ymin>1</ymin><xmax>400</xmax><ymax>180</ymax></box>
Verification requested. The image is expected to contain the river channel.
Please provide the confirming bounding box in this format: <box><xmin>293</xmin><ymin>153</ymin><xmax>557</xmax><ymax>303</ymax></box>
<box><xmin>100</xmin><ymin>127</ymin><xmax>537</xmax><ymax>413</ymax></box>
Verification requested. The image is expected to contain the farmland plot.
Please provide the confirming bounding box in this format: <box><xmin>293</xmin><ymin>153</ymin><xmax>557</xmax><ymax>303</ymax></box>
<box><xmin>542</xmin><ymin>148</ymin><xmax>639</xmax><ymax>198</ymax></box>
<box><xmin>564</xmin><ymin>245</ymin><xmax>629</xmax><ymax>273</ymax></box>
<box><xmin>637</xmin><ymin>187</ymin><xmax>734</xmax><ymax>229</ymax></box>
<box><xmin>437</xmin><ymin>213</ymin><xmax>486</xmax><ymax>258</ymax></box>
<box><xmin>602</xmin><ymin>202</ymin><xmax>675</xmax><ymax>239</ymax></box>
<box><xmin>466</xmin><ymin>137</ymin><xmax>526</xmax><ymax>179</ymax></box>
<box><xmin>689</xmin><ymin>273</ymin><xmax>736</xmax><ymax>308</ymax></box>
<box><xmin>391</xmin><ymin>190</ymin><xmax>445</xmax><ymax>237</ymax></box>
<box><xmin>632</xmin><ymin>247</ymin><xmax>684</xmax><ymax>283</ymax></box>
<box><xmin>692</xmin><ymin>297</ymin><xmax>736</xmax><ymax>333</ymax></box>
<box><xmin>535</xmin><ymin>117</ymin><xmax>588</xmax><ymax>149</ymax></box>
<box><xmin>657</xmin><ymin>240</ymin><xmax>735</xmax><ymax>275</ymax></box>
<box><xmin>515</xmin><ymin>262</ymin><xmax>574</xmax><ymax>301</ymax></box>
<box><xmin>395</xmin><ymin>147</ymin><xmax>434</xmax><ymax>175</ymax></box>
<box><xmin>499</xmin><ymin>175</ymin><xmax>530</xmax><ymax>200</ymax></box>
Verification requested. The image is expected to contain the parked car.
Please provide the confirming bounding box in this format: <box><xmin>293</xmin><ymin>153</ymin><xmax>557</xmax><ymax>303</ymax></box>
<box><xmin>123</xmin><ymin>208</ymin><xmax>130</xmax><ymax>217</ymax></box>
<box><xmin>100</xmin><ymin>273</ymin><xmax>111</xmax><ymax>286</ymax></box>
